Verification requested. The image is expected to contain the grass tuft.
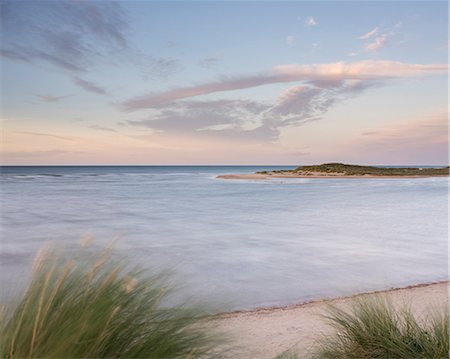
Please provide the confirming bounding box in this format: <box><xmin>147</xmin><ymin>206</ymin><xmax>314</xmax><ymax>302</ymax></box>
<box><xmin>312</xmin><ymin>296</ymin><xmax>449</xmax><ymax>359</ymax></box>
<box><xmin>0</xmin><ymin>244</ymin><xmax>220</xmax><ymax>358</ymax></box>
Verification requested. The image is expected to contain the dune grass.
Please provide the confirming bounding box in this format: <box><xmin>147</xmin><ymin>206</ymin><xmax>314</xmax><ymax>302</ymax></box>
<box><xmin>1</xmin><ymin>243</ymin><xmax>448</xmax><ymax>359</ymax></box>
<box><xmin>0</xmin><ymin>244</ymin><xmax>220</xmax><ymax>359</ymax></box>
<box><xmin>312</xmin><ymin>296</ymin><xmax>449</xmax><ymax>359</ymax></box>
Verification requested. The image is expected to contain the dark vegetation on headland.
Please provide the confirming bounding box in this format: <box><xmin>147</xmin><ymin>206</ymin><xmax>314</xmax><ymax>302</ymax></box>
<box><xmin>258</xmin><ymin>163</ymin><xmax>450</xmax><ymax>177</ymax></box>
<box><xmin>1</xmin><ymin>243</ymin><xmax>448</xmax><ymax>358</ymax></box>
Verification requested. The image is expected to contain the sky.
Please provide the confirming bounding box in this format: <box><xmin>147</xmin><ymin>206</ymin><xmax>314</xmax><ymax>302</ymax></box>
<box><xmin>1</xmin><ymin>0</ymin><xmax>448</xmax><ymax>165</ymax></box>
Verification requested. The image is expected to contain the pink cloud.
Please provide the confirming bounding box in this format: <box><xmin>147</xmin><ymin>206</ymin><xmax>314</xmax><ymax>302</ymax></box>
<box><xmin>121</xmin><ymin>61</ymin><xmax>447</xmax><ymax>111</ymax></box>
<box><xmin>359</xmin><ymin>27</ymin><xmax>379</xmax><ymax>40</ymax></box>
<box><xmin>35</xmin><ymin>94</ymin><xmax>72</xmax><ymax>102</ymax></box>
<box><xmin>272</xmin><ymin>61</ymin><xmax>446</xmax><ymax>79</ymax></box>
<box><xmin>364</xmin><ymin>34</ymin><xmax>388</xmax><ymax>52</ymax></box>
<box><xmin>341</xmin><ymin>110</ymin><xmax>448</xmax><ymax>165</ymax></box>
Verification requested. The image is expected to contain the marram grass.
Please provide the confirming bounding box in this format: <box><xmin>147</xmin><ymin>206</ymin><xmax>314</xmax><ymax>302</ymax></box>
<box><xmin>312</xmin><ymin>296</ymin><xmax>449</xmax><ymax>359</ymax></box>
<box><xmin>1</xmin><ymin>244</ymin><xmax>448</xmax><ymax>359</ymax></box>
<box><xmin>0</xmin><ymin>244</ymin><xmax>221</xmax><ymax>358</ymax></box>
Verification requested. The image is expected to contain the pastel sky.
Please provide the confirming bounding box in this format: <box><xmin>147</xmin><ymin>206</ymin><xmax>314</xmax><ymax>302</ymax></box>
<box><xmin>1</xmin><ymin>1</ymin><xmax>448</xmax><ymax>165</ymax></box>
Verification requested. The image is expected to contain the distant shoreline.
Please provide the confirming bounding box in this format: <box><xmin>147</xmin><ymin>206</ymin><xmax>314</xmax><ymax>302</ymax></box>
<box><xmin>217</xmin><ymin>173</ymin><xmax>448</xmax><ymax>180</ymax></box>
<box><xmin>218</xmin><ymin>162</ymin><xmax>449</xmax><ymax>180</ymax></box>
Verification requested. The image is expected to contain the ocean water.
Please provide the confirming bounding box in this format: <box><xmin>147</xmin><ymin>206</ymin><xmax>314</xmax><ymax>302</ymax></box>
<box><xmin>0</xmin><ymin>166</ymin><xmax>448</xmax><ymax>310</ymax></box>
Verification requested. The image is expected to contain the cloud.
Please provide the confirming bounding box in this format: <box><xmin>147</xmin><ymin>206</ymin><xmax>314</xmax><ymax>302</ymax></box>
<box><xmin>361</xmin><ymin>131</ymin><xmax>380</xmax><ymax>136</ymax></box>
<box><xmin>120</xmin><ymin>61</ymin><xmax>447</xmax><ymax>110</ymax></box>
<box><xmin>286</xmin><ymin>35</ymin><xmax>296</xmax><ymax>45</ymax></box>
<box><xmin>72</xmin><ymin>77</ymin><xmax>108</xmax><ymax>95</ymax></box>
<box><xmin>359</xmin><ymin>23</ymin><xmax>401</xmax><ymax>53</ymax></box>
<box><xmin>125</xmin><ymin>78</ymin><xmax>381</xmax><ymax>143</ymax></box>
<box><xmin>122</xmin><ymin>60</ymin><xmax>446</xmax><ymax>145</ymax></box>
<box><xmin>35</xmin><ymin>94</ymin><xmax>72</xmax><ymax>103</ymax></box>
<box><xmin>343</xmin><ymin>110</ymin><xmax>448</xmax><ymax>164</ymax></box>
<box><xmin>126</xmin><ymin>99</ymin><xmax>275</xmax><ymax>141</ymax></box>
<box><xmin>14</xmin><ymin>131</ymin><xmax>75</xmax><ymax>142</ymax></box>
<box><xmin>0</xmin><ymin>1</ymin><xmax>181</xmax><ymax>90</ymax></box>
<box><xmin>359</xmin><ymin>27</ymin><xmax>379</xmax><ymax>40</ymax></box>
<box><xmin>305</xmin><ymin>16</ymin><xmax>317</xmax><ymax>26</ymax></box>
<box><xmin>271</xmin><ymin>86</ymin><xmax>322</xmax><ymax>118</ymax></box>
<box><xmin>89</xmin><ymin>125</ymin><xmax>117</xmax><ymax>132</ymax></box>
<box><xmin>0</xmin><ymin>48</ymin><xmax>32</xmax><ymax>63</ymax></box>
<box><xmin>266</xmin><ymin>79</ymin><xmax>379</xmax><ymax>127</ymax></box>
<box><xmin>364</xmin><ymin>34</ymin><xmax>388</xmax><ymax>52</ymax></box>
<box><xmin>0</xmin><ymin>1</ymin><xmax>128</xmax><ymax>72</ymax></box>
<box><xmin>136</xmin><ymin>53</ymin><xmax>181</xmax><ymax>80</ymax></box>
<box><xmin>2</xmin><ymin>150</ymin><xmax>84</xmax><ymax>159</ymax></box>
<box><xmin>199</xmin><ymin>57</ymin><xmax>220</xmax><ymax>68</ymax></box>
<box><xmin>439</xmin><ymin>41</ymin><xmax>449</xmax><ymax>50</ymax></box>
<box><xmin>290</xmin><ymin>151</ymin><xmax>311</xmax><ymax>157</ymax></box>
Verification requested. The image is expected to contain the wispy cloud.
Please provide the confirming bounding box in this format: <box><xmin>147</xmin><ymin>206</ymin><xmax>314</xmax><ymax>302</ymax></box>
<box><xmin>121</xmin><ymin>61</ymin><xmax>447</xmax><ymax>110</ymax></box>
<box><xmin>438</xmin><ymin>41</ymin><xmax>449</xmax><ymax>50</ymax></box>
<box><xmin>266</xmin><ymin>79</ymin><xmax>379</xmax><ymax>128</ymax></box>
<box><xmin>72</xmin><ymin>76</ymin><xmax>108</xmax><ymax>95</ymax></box>
<box><xmin>0</xmin><ymin>48</ymin><xmax>31</xmax><ymax>63</ymax></box>
<box><xmin>14</xmin><ymin>131</ymin><xmax>76</xmax><ymax>142</ymax></box>
<box><xmin>364</xmin><ymin>34</ymin><xmax>388</xmax><ymax>52</ymax></box>
<box><xmin>286</xmin><ymin>35</ymin><xmax>296</xmax><ymax>45</ymax></box>
<box><xmin>89</xmin><ymin>125</ymin><xmax>117</xmax><ymax>132</ymax></box>
<box><xmin>358</xmin><ymin>27</ymin><xmax>379</xmax><ymax>40</ymax></box>
<box><xmin>126</xmin><ymin>99</ymin><xmax>274</xmax><ymax>141</ymax></box>
<box><xmin>199</xmin><ymin>57</ymin><xmax>220</xmax><ymax>68</ymax></box>
<box><xmin>125</xmin><ymin>79</ymin><xmax>380</xmax><ymax>143</ymax></box>
<box><xmin>121</xmin><ymin>60</ymin><xmax>446</xmax><ymax>145</ymax></box>
<box><xmin>0</xmin><ymin>1</ymin><xmax>181</xmax><ymax>92</ymax></box>
<box><xmin>305</xmin><ymin>16</ymin><xmax>317</xmax><ymax>26</ymax></box>
<box><xmin>136</xmin><ymin>53</ymin><xmax>181</xmax><ymax>80</ymax></box>
<box><xmin>35</xmin><ymin>94</ymin><xmax>72</xmax><ymax>103</ymax></box>
<box><xmin>359</xmin><ymin>23</ymin><xmax>401</xmax><ymax>53</ymax></box>
<box><xmin>3</xmin><ymin>150</ymin><xmax>84</xmax><ymax>159</ymax></box>
<box><xmin>361</xmin><ymin>131</ymin><xmax>380</xmax><ymax>136</ymax></box>
<box><xmin>0</xmin><ymin>1</ymin><xmax>128</xmax><ymax>72</ymax></box>
<box><xmin>344</xmin><ymin>110</ymin><xmax>448</xmax><ymax>164</ymax></box>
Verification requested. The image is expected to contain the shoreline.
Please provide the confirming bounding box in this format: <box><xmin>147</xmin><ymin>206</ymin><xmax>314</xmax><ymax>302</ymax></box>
<box><xmin>217</xmin><ymin>173</ymin><xmax>448</xmax><ymax>180</ymax></box>
<box><xmin>213</xmin><ymin>280</ymin><xmax>448</xmax><ymax>317</ymax></box>
<box><xmin>210</xmin><ymin>281</ymin><xmax>448</xmax><ymax>358</ymax></box>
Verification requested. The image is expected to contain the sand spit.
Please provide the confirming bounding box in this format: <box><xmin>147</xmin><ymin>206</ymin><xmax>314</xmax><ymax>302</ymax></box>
<box><xmin>217</xmin><ymin>173</ymin><xmax>447</xmax><ymax>180</ymax></box>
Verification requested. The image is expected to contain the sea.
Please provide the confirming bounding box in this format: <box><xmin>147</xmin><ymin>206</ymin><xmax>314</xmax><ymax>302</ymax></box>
<box><xmin>0</xmin><ymin>166</ymin><xmax>448</xmax><ymax>310</ymax></box>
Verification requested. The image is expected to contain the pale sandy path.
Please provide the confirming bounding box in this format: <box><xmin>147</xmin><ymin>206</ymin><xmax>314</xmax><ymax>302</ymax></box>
<box><xmin>209</xmin><ymin>281</ymin><xmax>448</xmax><ymax>359</ymax></box>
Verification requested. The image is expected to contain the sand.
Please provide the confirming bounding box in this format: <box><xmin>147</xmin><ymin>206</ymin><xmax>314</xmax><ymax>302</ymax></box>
<box><xmin>217</xmin><ymin>173</ymin><xmax>446</xmax><ymax>180</ymax></box>
<box><xmin>210</xmin><ymin>281</ymin><xmax>448</xmax><ymax>358</ymax></box>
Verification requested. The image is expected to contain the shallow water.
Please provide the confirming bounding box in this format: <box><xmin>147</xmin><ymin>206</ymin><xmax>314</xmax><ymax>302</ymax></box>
<box><xmin>0</xmin><ymin>166</ymin><xmax>447</xmax><ymax>310</ymax></box>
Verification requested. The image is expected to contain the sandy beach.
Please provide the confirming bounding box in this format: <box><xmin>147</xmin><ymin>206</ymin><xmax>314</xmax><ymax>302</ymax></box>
<box><xmin>210</xmin><ymin>281</ymin><xmax>448</xmax><ymax>358</ymax></box>
<box><xmin>217</xmin><ymin>173</ymin><xmax>447</xmax><ymax>180</ymax></box>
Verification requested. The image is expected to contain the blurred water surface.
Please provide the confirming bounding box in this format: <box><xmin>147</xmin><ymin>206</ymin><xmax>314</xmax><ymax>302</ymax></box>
<box><xmin>0</xmin><ymin>166</ymin><xmax>447</xmax><ymax>309</ymax></box>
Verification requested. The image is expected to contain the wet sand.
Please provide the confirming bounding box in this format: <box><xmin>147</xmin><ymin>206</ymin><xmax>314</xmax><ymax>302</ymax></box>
<box><xmin>210</xmin><ymin>281</ymin><xmax>448</xmax><ymax>358</ymax></box>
